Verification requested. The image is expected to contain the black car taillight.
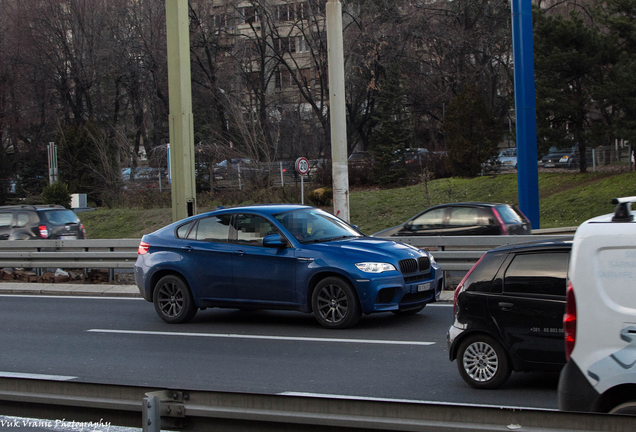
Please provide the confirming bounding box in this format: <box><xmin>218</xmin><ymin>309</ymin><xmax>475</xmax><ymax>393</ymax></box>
<box><xmin>564</xmin><ymin>281</ymin><xmax>577</xmax><ymax>360</ymax></box>
<box><xmin>491</xmin><ymin>208</ymin><xmax>508</xmax><ymax>235</ymax></box>
<box><xmin>138</xmin><ymin>241</ymin><xmax>150</xmax><ymax>255</ymax></box>
<box><xmin>38</xmin><ymin>225</ymin><xmax>49</xmax><ymax>239</ymax></box>
<box><xmin>453</xmin><ymin>254</ymin><xmax>485</xmax><ymax>316</ymax></box>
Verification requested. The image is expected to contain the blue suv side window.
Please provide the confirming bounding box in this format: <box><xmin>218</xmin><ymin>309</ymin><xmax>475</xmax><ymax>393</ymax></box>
<box><xmin>195</xmin><ymin>215</ymin><xmax>232</xmax><ymax>242</ymax></box>
<box><xmin>236</xmin><ymin>214</ymin><xmax>278</xmax><ymax>246</ymax></box>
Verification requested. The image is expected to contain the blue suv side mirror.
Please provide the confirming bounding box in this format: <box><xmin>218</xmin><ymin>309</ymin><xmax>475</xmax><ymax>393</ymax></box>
<box><xmin>263</xmin><ymin>234</ymin><xmax>287</xmax><ymax>248</ymax></box>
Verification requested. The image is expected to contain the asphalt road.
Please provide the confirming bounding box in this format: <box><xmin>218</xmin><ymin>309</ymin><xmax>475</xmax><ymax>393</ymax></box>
<box><xmin>0</xmin><ymin>295</ymin><xmax>561</xmax><ymax>412</ymax></box>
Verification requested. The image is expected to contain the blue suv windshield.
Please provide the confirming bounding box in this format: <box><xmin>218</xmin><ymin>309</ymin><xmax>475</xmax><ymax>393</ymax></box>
<box><xmin>274</xmin><ymin>208</ymin><xmax>362</xmax><ymax>244</ymax></box>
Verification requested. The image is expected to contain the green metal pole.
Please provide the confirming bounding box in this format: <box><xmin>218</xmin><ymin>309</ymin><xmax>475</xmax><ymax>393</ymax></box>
<box><xmin>166</xmin><ymin>0</ymin><xmax>196</xmax><ymax>222</ymax></box>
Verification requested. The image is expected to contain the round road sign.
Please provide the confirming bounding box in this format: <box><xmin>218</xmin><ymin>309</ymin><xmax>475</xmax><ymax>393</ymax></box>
<box><xmin>295</xmin><ymin>157</ymin><xmax>309</xmax><ymax>175</ymax></box>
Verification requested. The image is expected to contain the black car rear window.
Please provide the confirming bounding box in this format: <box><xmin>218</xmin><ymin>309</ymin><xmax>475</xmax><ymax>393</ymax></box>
<box><xmin>494</xmin><ymin>205</ymin><xmax>524</xmax><ymax>224</ymax></box>
<box><xmin>503</xmin><ymin>252</ymin><xmax>569</xmax><ymax>297</ymax></box>
<box><xmin>41</xmin><ymin>209</ymin><xmax>80</xmax><ymax>226</ymax></box>
<box><xmin>464</xmin><ymin>252</ymin><xmax>505</xmax><ymax>293</ymax></box>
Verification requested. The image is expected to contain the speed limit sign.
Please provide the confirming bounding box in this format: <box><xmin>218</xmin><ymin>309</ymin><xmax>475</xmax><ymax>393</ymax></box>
<box><xmin>295</xmin><ymin>157</ymin><xmax>309</xmax><ymax>175</ymax></box>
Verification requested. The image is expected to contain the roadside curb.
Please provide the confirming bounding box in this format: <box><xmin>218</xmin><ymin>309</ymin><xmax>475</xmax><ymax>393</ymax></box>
<box><xmin>0</xmin><ymin>282</ymin><xmax>141</xmax><ymax>297</ymax></box>
<box><xmin>0</xmin><ymin>282</ymin><xmax>454</xmax><ymax>302</ymax></box>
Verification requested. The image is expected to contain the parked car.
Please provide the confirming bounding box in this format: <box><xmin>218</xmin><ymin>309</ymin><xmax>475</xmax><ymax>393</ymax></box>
<box><xmin>348</xmin><ymin>151</ymin><xmax>374</xmax><ymax>168</ymax></box>
<box><xmin>135</xmin><ymin>205</ymin><xmax>444</xmax><ymax>328</ymax></box>
<box><xmin>541</xmin><ymin>144</ymin><xmax>592</xmax><ymax>169</ymax></box>
<box><xmin>558</xmin><ymin>197</ymin><xmax>636</xmax><ymax>415</ymax></box>
<box><xmin>0</xmin><ymin>205</ymin><xmax>86</xmax><ymax>240</ymax></box>
<box><xmin>393</xmin><ymin>148</ymin><xmax>430</xmax><ymax>169</ymax></box>
<box><xmin>448</xmin><ymin>240</ymin><xmax>572</xmax><ymax>389</ymax></box>
<box><xmin>497</xmin><ymin>148</ymin><xmax>517</xmax><ymax>170</ymax></box>
<box><xmin>483</xmin><ymin>148</ymin><xmax>517</xmax><ymax>172</ymax></box>
<box><xmin>371</xmin><ymin>203</ymin><xmax>532</xmax><ymax>237</ymax></box>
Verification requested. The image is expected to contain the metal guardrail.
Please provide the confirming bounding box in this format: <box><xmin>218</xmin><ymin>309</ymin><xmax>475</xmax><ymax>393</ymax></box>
<box><xmin>0</xmin><ymin>234</ymin><xmax>575</xmax><ymax>276</ymax></box>
<box><xmin>0</xmin><ymin>239</ymin><xmax>139</xmax><ymax>281</ymax></box>
<box><xmin>0</xmin><ymin>377</ymin><xmax>632</xmax><ymax>432</ymax></box>
<box><xmin>379</xmin><ymin>234</ymin><xmax>574</xmax><ymax>271</ymax></box>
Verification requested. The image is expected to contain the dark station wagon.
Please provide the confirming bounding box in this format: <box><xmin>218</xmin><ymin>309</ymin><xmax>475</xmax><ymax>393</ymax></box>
<box><xmin>0</xmin><ymin>205</ymin><xmax>86</xmax><ymax>241</ymax></box>
<box><xmin>372</xmin><ymin>203</ymin><xmax>532</xmax><ymax>237</ymax></box>
<box><xmin>448</xmin><ymin>240</ymin><xmax>571</xmax><ymax>389</ymax></box>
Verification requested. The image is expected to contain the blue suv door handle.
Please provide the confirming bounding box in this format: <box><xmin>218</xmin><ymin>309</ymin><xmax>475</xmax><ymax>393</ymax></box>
<box><xmin>181</xmin><ymin>245</ymin><xmax>193</xmax><ymax>251</ymax></box>
<box><xmin>235</xmin><ymin>250</ymin><xmax>245</xmax><ymax>256</ymax></box>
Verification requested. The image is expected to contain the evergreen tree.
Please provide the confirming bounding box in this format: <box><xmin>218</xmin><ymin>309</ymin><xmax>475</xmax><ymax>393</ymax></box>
<box><xmin>597</xmin><ymin>0</ymin><xmax>636</xmax><ymax>144</ymax></box>
<box><xmin>369</xmin><ymin>63</ymin><xmax>413</xmax><ymax>185</ymax></box>
<box><xmin>444</xmin><ymin>84</ymin><xmax>500</xmax><ymax>177</ymax></box>
<box><xmin>533</xmin><ymin>8</ymin><xmax>607</xmax><ymax>172</ymax></box>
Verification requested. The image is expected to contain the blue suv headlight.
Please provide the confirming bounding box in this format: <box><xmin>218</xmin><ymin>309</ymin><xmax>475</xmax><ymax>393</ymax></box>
<box><xmin>355</xmin><ymin>262</ymin><xmax>397</xmax><ymax>273</ymax></box>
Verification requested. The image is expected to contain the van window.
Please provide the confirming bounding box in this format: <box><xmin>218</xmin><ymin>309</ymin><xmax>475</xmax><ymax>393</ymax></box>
<box><xmin>504</xmin><ymin>252</ymin><xmax>569</xmax><ymax>296</ymax></box>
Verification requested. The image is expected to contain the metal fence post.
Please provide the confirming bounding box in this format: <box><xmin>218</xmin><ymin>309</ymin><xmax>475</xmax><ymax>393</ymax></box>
<box><xmin>142</xmin><ymin>394</ymin><xmax>161</xmax><ymax>432</ymax></box>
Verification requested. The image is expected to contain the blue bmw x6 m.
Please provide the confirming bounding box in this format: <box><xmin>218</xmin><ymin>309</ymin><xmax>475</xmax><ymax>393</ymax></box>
<box><xmin>135</xmin><ymin>204</ymin><xmax>443</xmax><ymax>329</ymax></box>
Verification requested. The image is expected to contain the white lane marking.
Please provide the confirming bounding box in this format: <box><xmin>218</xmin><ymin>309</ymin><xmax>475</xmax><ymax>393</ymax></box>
<box><xmin>428</xmin><ymin>303</ymin><xmax>452</xmax><ymax>307</ymax></box>
<box><xmin>277</xmin><ymin>392</ymin><xmax>557</xmax><ymax>412</ymax></box>
<box><xmin>0</xmin><ymin>295</ymin><xmax>143</xmax><ymax>300</ymax></box>
<box><xmin>88</xmin><ymin>329</ymin><xmax>435</xmax><ymax>346</ymax></box>
<box><xmin>0</xmin><ymin>371</ymin><xmax>77</xmax><ymax>381</ymax></box>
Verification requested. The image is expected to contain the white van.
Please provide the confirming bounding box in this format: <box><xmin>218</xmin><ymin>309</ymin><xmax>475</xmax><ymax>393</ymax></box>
<box><xmin>558</xmin><ymin>196</ymin><xmax>636</xmax><ymax>415</ymax></box>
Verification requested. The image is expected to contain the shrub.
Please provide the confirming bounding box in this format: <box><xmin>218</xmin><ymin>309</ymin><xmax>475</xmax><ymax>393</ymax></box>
<box><xmin>307</xmin><ymin>187</ymin><xmax>333</xmax><ymax>207</ymax></box>
<box><xmin>41</xmin><ymin>182</ymin><xmax>71</xmax><ymax>208</ymax></box>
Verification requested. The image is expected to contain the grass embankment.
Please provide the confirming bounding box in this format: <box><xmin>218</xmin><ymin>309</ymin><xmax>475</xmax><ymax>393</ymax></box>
<box><xmin>80</xmin><ymin>171</ymin><xmax>636</xmax><ymax>239</ymax></box>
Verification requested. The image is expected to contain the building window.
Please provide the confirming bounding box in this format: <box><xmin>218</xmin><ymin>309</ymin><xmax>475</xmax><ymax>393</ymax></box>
<box><xmin>277</xmin><ymin>3</ymin><xmax>291</xmax><ymax>21</ymax></box>
<box><xmin>239</xmin><ymin>6</ymin><xmax>258</xmax><ymax>24</ymax></box>
<box><xmin>213</xmin><ymin>9</ymin><xmax>233</xmax><ymax>29</ymax></box>
<box><xmin>299</xmin><ymin>68</ymin><xmax>312</xmax><ymax>87</ymax></box>
<box><xmin>296</xmin><ymin>35</ymin><xmax>308</xmax><ymax>53</ymax></box>
<box><xmin>274</xmin><ymin>37</ymin><xmax>290</xmax><ymax>53</ymax></box>
<box><xmin>276</xmin><ymin>69</ymin><xmax>294</xmax><ymax>88</ymax></box>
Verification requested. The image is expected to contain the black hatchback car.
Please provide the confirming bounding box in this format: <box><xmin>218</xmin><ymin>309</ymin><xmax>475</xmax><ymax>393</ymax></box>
<box><xmin>0</xmin><ymin>205</ymin><xmax>86</xmax><ymax>240</ymax></box>
<box><xmin>372</xmin><ymin>203</ymin><xmax>531</xmax><ymax>237</ymax></box>
<box><xmin>447</xmin><ymin>240</ymin><xmax>571</xmax><ymax>389</ymax></box>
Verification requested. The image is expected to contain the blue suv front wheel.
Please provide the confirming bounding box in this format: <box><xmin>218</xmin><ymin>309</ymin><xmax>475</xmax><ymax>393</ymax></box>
<box><xmin>311</xmin><ymin>277</ymin><xmax>362</xmax><ymax>329</ymax></box>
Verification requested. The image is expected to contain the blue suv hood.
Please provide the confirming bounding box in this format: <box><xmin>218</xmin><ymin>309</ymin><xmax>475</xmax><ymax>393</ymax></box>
<box><xmin>305</xmin><ymin>237</ymin><xmax>426</xmax><ymax>261</ymax></box>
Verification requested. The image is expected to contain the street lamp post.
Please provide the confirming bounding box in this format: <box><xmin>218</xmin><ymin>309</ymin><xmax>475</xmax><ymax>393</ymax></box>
<box><xmin>326</xmin><ymin>0</ymin><xmax>350</xmax><ymax>222</ymax></box>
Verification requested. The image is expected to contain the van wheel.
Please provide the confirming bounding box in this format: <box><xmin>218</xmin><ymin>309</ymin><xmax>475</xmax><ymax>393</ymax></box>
<box><xmin>312</xmin><ymin>277</ymin><xmax>361</xmax><ymax>329</ymax></box>
<box><xmin>609</xmin><ymin>401</ymin><xmax>636</xmax><ymax>415</ymax></box>
<box><xmin>457</xmin><ymin>335</ymin><xmax>511</xmax><ymax>389</ymax></box>
<box><xmin>153</xmin><ymin>275</ymin><xmax>197</xmax><ymax>324</ymax></box>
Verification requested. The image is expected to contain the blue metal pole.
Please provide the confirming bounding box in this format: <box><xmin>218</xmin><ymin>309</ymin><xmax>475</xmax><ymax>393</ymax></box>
<box><xmin>511</xmin><ymin>0</ymin><xmax>540</xmax><ymax>229</ymax></box>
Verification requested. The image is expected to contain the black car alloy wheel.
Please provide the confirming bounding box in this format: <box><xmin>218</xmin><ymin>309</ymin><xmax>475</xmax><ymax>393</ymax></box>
<box><xmin>312</xmin><ymin>277</ymin><xmax>361</xmax><ymax>329</ymax></box>
<box><xmin>153</xmin><ymin>275</ymin><xmax>197</xmax><ymax>324</ymax></box>
<box><xmin>457</xmin><ymin>334</ymin><xmax>511</xmax><ymax>389</ymax></box>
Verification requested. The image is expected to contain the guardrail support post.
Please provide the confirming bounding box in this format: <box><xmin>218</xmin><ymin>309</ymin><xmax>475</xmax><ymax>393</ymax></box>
<box><xmin>142</xmin><ymin>394</ymin><xmax>161</xmax><ymax>432</ymax></box>
<box><xmin>143</xmin><ymin>390</ymin><xmax>187</xmax><ymax>431</ymax></box>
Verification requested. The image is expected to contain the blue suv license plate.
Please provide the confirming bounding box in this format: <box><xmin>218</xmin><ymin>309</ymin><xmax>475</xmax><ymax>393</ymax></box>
<box><xmin>415</xmin><ymin>282</ymin><xmax>431</xmax><ymax>293</ymax></box>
